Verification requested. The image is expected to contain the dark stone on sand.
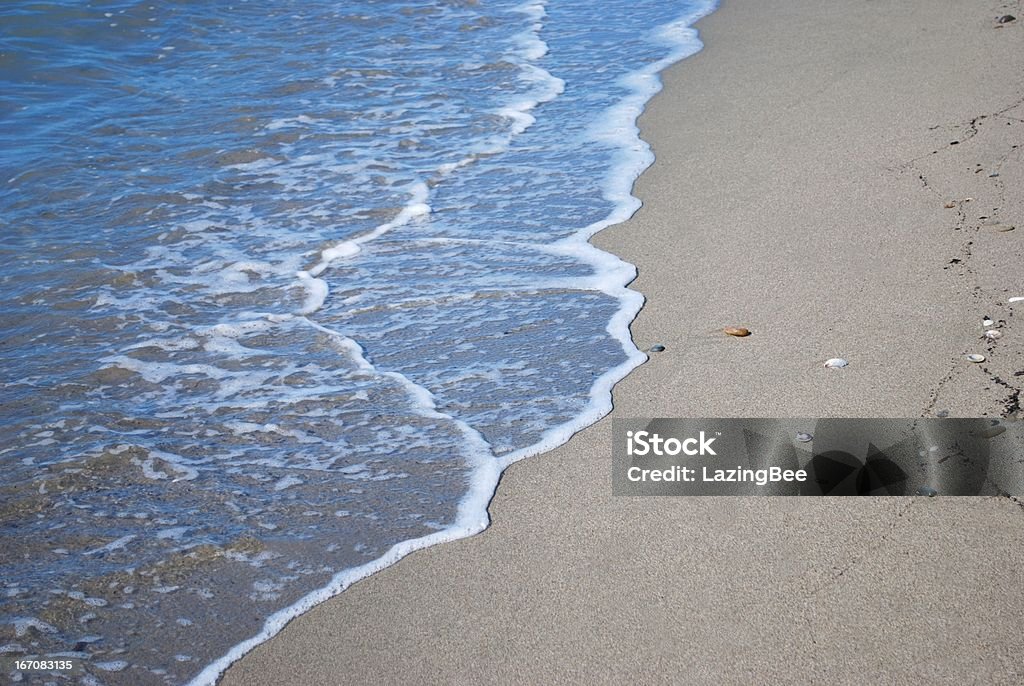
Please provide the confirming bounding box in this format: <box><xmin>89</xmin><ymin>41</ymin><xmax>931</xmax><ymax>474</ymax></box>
<box><xmin>936</xmin><ymin>409</ymin><xmax>950</xmax><ymax>418</ymax></box>
<box><xmin>649</xmin><ymin>344</ymin><xmax>666</xmax><ymax>353</ymax></box>
<box><xmin>997</xmin><ymin>14</ymin><xmax>1015</xmax><ymax>23</ymax></box>
<box><xmin>916</xmin><ymin>486</ymin><xmax>939</xmax><ymax>497</ymax></box>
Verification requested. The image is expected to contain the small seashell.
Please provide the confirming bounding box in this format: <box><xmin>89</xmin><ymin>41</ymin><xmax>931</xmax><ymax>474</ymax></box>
<box><xmin>916</xmin><ymin>486</ymin><xmax>938</xmax><ymax>497</ymax></box>
<box><xmin>986</xmin><ymin>223</ymin><xmax>1015</xmax><ymax>232</ymax></box>
<box><xmin>943</xmin><ymin>202</ymin><xmax>956</xmax><ymax>208</ymax></box>
<box><xmin>795</xmin><ymin>432</ymin><xmax>813</xmax><ymax>443</ymax></box>
<box><xmin>965</xmin><ymin>353</ymin><xmax>986</xmax><ymax>363</ymax></box>
<box><xmin>723</xmin><ymin>326</ymin><xmax>750</xmax><ymax>337</ymax></box>
<box><xmin>984</xmin><ymin>329</ymin><xmax>1002</xmax><ymax>340</ymax></box>
<box><xmin>1010</xmin><ymin>297</ymin><xmax>1024</xmax><ymax>303</ymax></box>
<box><xmin>648</xmin><ymin>344</ymin><xmax>666</xmax><ymax>353</ymax></box>
<box><xmin>982</xmin><ymin>317</ymin><xmax>994</xmax><ymax>326</ymax></box>
<box><xmin>823</xmin><ymin>358</ymin><xmax>848</xmax><ymax>368</ymax></box>
<box><xmin>980</xmin><ymin>424</ymin><xmax>1006</xmax><ymax>439</ymax></box>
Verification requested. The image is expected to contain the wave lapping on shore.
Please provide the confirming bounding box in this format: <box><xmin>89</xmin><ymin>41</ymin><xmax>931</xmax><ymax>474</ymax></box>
<box><xmin>0</xmin><ymin>1</ymin><xmax>714</xmax><ymax>683</ymax></box>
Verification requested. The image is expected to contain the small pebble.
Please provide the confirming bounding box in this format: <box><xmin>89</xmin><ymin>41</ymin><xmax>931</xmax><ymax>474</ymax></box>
<box><xmin>997</xmin><ymin>14</ymin><xmax>1016</xmax><ymax>23</ymax></box>
<box><xmin>823</xmin><ymin>358</ymin><xmax>848</xmax><ymax>368</ymax></box>
<box><xmin>916</xmin><ymin>486</ymin><xmax>939</xmax><ymax>497</ymax></box>
<box><xmin>795</xmin><ymin>432</ymin><xmax>813</xmax><ymax>443</ymax></box>
<box><xmin>984</xmin><ymin>329</ymin><xmax>1002</xmax><ymax>340</ymax></box>
<box><xmin>936</xmin><ymin>409</ymin><xmax>950</xmax><ymax>418</ymax></box>
<box><xmin>966</xmin><ymin>353</ymin><xmax>986</xmax><ymax>363</ymax></box>
<box><xmin>723</xmin><ymin>326</ymin><xmax>750</xmax><ymax>337</ymax></box>
<box><xmin>648</xmin><ymin>344</ymin><xmax>665</xmax><ymax>353</ymax></box>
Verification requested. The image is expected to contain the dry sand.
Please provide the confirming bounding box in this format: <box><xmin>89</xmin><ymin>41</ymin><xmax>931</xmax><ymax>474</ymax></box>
<box><xmin>222</xmin><ymin>1</ymin><xmax>1024</xmax><ymax>683</ymax></box>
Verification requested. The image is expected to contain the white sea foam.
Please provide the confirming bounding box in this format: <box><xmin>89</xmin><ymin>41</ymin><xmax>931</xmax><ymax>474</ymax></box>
<box><xmin>295</xmin><ymin>271</ymin><xmax>329</xmax><ymax>314</ymax></box>
<box><xmin>272</xmin><ymin>475</ymin><xmax>304</xmax><ymax>491</ymax></box>
<box><xmin>265</xmin><ymin>115</ymin><xmax>322</xmax><ymax>131</ymax></box>
<box><xmin>94</xmin><ymin>660</ymin><xmax>129</xmax><ymax>672</ymax></box>
<box><xmin>485</xmin><ymin>1</ymin><xmax>720</xmax><ymax>471</ymax></box>
<box><xmin>84</xmin><ymin>535</ymin><xmax>137</xmax><ymax>556</ymax></box>
<box><xmin>308</xmin><ymin>182</ymin><xmax>432</xmax><ymax>278</ymax></box>
<box><xmin>188</xmin><ymin>3</ymin><xmax>717</xmax><ymax>685</ymax></box>
<box><xmin>12</xmin><ymin>617</ymin><xmax>58</xmax><ymax>638</ymax></box>
<box><xmin>293</xmin><ymin>183</ymin><xmax>433</xmax><ymax>316</ymax></box>
<box><xmin>483</xmin><ymin>3</ymin><xmax>564</xmax><ymax>149</ymax></box>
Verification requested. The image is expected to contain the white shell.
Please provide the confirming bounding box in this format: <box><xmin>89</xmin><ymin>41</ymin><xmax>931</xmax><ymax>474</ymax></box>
<box><xmin>984</xmin><ymin>329</ymin><xmax>1003</xmax><ymax>339</ymax></box>
<box><xmin>982</xmin><ymin>318</ymin><xmax>994</xmax><ymax>326</ymax></box>
<box><xmin>966</xmin><ymin>353</ymin><xmax>986</xmax><ymax>363</ymax></box>
<box><xmin>1010</xmin><ymin>297</ymin><xmax>1024</xmax><ymax>303</ymax></box>
<box><xmin>823</xmin><ymin>358</ymin><xmax>848</xmax><ymax>368</ymax></box>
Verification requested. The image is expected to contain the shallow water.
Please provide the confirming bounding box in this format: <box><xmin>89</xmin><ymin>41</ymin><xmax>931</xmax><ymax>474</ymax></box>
<box><xmin>0</xmin><ymin>1</ymin><xmax>714</xmax><ymax>682</ymax></box>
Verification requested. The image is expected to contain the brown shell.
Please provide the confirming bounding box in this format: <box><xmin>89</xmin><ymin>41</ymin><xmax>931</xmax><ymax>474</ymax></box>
<box><xmin>724</xmin><ymin>326</ymin><xmax>750</xmax><ymax>337</ymax></box>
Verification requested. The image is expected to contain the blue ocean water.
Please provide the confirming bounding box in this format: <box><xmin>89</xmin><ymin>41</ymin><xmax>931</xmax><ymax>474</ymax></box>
<box><xmin>0</xmin><ymin>1</ymin><xmax>713</xmax><ymax>683</ymax></box>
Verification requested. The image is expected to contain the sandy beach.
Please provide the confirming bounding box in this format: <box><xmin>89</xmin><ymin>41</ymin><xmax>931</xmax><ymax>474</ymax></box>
<box><xmin>222</xmin><ymin>1</ymin><xmax>1024</xmax><ymax>683</ymax></box>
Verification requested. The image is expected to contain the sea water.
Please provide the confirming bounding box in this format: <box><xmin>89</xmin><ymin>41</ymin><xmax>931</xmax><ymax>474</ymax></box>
<box><xmin>0</xmin><ymin>1</ymin><xmax>714</xmax><ymax>683</ymax></box>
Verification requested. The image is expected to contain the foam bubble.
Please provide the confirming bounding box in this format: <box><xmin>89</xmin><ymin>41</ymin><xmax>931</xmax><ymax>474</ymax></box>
<box><xmin>94</xmin><ymin>660</ymin><xmax>129</xmax><ymax>672</ymax></box>
<box><xmin>13</xmin><ymin>617</ymin><xmax>58</xmax><ymax>638</ymax></box>
<box><xmin>295</xmin><ymin>271</ymin><xmax>329</xmax><ymax>314</ymax></box>
<box><xmin>273</xmin><ymin>476</ymin><xmax>304</xmax><ymax>491</ymax></box>
<box><xmin>85</xmin><ymin>535</ymin><xmax>137</xmax><ymax>556</ymax></box>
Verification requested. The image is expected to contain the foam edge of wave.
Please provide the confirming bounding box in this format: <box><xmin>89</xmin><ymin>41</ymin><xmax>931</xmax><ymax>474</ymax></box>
<box><xmin>192</xmin><ymin>3</ymin><xmax>717</xmax><ymax>683</ymax></box>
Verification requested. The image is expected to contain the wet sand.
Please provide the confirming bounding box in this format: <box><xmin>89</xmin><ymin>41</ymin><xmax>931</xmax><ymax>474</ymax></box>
<box><xmin>222</xmin><ymin>1</ymin><xmax>1024</xmax><ymax>683</ymax></box>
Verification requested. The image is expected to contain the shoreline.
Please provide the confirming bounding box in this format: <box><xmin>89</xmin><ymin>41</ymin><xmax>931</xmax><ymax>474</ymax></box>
<box><xmin>223</xmin><ymin>1</ymin><xmax>1024</xmax><ymax>683</ymax></box>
